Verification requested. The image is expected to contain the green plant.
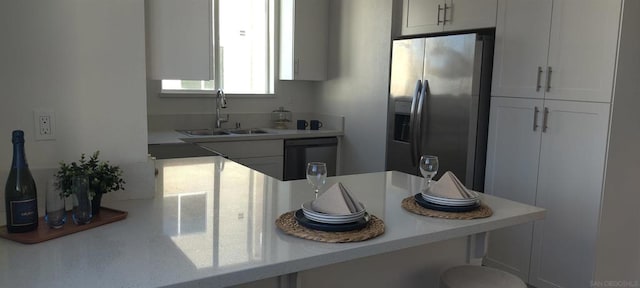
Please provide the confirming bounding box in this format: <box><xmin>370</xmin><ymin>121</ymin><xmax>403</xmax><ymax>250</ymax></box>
<box><xmin>55</xmin><ymin>151</ymin><xmax>125</xmax><ymax>197</ymax></box>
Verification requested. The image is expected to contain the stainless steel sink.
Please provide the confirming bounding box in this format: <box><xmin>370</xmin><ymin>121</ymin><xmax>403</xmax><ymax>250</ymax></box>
<box><xmin>177</xmin><ymin>128</ymin><xmax>270</xmax><ymax>136</ymax></box>
<box><xmin>177</xmin><ymin>129</ymin><xmax>230</xmax><ymax>136</ymax></box>
<box><xmin>227</xmin><ymin>128</ymin><xmax>269</xmax><ymax>134</ymax></box>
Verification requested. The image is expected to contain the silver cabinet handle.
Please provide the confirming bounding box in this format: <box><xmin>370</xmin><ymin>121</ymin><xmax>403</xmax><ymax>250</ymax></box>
<box><xmin>443</xmin><ymin>3</ymin><xmax>450</xmax><ymax>24</ymax></box>
<box><xmin>546</xmin><ymin>66</ymin><xmax>553</xmax><ymax>92</ymax></box>
<box><xmin>536</xmin><ymin>66</ymin><xmax>543</xmax><ymax>92</ymax></box>
<box><xmin>533</xmin><ymin>106</ymin><xmax>540</xmax><ymax>131</ymax></box>
<box><xmin>542</xmin><ymin>107</ymin><xmax>549</xmax><ymax>132</ymax></box>
<box><xmin>437</xmin><ymin>4</ymin><xmax>444</xmax><ymax>25</ymax></box>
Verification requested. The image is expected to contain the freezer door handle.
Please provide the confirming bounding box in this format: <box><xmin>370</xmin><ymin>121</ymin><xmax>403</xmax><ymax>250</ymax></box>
<box><xmin>409</xmin><ymin>80</ymin><xmax>422</xmax><ymax>166</ymax></box>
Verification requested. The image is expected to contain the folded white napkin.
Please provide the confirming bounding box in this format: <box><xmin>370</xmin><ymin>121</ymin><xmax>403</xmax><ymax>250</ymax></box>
<box><xmin>311</xmin><ymin>182</ymin><xmax>364</xmax><ymax>215</ymax></box>
<box><xmin>426</xmin><ymin>171</ymin><xmax>474</xmax><ymax>199</ymax></box>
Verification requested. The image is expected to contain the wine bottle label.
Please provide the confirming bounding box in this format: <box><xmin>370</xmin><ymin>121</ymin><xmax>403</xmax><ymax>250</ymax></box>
<box><xmin>9</xmin><ymin>199</ymin><xmax>38</xmax><ymax>226</ymax></box>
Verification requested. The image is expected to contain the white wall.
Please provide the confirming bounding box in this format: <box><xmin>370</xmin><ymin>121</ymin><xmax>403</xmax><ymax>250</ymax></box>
<box><xmin>0</xmin><ymin>0</ymin><xmax>148</xmax><ymax>167</ymax></box>
<box><xmin>0</xmin><ymin>0</ymin><xmax>152</xmax><ymax>222</ymax></box>
<box><xmin>315</xmin><ymin>0</ymin><xmax>393</xmax><ymax>175</ymax></box>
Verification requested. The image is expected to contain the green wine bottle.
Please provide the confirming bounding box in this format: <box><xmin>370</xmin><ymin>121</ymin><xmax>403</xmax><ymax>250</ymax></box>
<box><xmin>4</xmin><ymin>130</ymin><xmax>38</xmax><ymax>233</ymax></box>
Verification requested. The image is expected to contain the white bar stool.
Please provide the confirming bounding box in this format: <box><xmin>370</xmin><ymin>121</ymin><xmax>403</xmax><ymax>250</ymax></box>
<box><xmin>440</xmin><ymin>265</ymin><xmax>527</xmax><ymax>288</ymax></box>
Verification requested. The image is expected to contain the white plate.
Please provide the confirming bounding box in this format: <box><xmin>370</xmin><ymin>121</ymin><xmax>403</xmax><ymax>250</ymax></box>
<box><xmin>421</xmin><ymin>193</ymin><xmax>479</xmax><ymax>206</ymax></box>
<box><xmin>302</xmin><ymin>211</ymin><xmax>366</xmax><ymax>224</ymax></box>
<box><xmin>421</xmin><ymin>196</ymin><xmax>479</xmax><ymax>207</ymax></box>
<box><xmin>421</xmin><ymin>191</ymin><xmax>480</xmax><ymax>201</ymax></box>
<box><xmin>421</xmin><ymin>190</ymin><xmax>479</xmax><ymax>201</ymax></box>
<box><xmin>301</xmin><ymin>201</ymin><xmax>366</xmax><ymax>218</ymax></box>
<box><xmin>301</xmin><ymin>210</ymin><xmax>365</xmax><ymax>223</ymax></box>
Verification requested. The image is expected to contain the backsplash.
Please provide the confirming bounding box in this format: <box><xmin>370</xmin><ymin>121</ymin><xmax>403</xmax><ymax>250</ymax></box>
<box><xmin>148</xmin><ymin>113</ymin><xmax>345</xmax><ymax>131</ymax></box>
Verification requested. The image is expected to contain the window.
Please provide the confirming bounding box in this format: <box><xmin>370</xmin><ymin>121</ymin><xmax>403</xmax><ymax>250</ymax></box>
<box><xmin>162</xmin><ymin>0</ymin><xmax>274</xmax><ymax>95</ymax></box>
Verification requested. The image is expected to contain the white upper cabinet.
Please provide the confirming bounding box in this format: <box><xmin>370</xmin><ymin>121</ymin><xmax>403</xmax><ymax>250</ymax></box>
<box><xmin>545</xmin><ymin>0</ymin><xmax>621</xmax><ymax>102</ymax></box>
<box><xmin>403</xmin><ymin>0</ymin><xmax>442</xmax><ymax>34</ymax></box>
<box><xmin>146</xmin><ymin>0</ymin><xmax>213</xmax><ymax>80</ymax></box>
<box><xmin>491</xmin><ymin>0</ymin><xmax>552</xmax><ymax>99</ymax></box>
<box><xmin>401</xmin><ymin>0</ymin><xmax>498</xmax><ymax>35</ymax></box>
<box><xmin>491</xmin><ymin>0</ymin><xmax>622</xmax><ymax>102</ymax></box>
<box><xmin>280</xmin><ymin>0</ymin><xmax>328</xmax><ymax>81</ymax></box>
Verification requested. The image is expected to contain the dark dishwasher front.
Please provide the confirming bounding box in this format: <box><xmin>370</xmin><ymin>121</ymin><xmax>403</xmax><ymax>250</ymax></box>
<box><xmin>284</xmin><ymin>137</ymin><xmax>338</xmax><ymax>180</ymax></box>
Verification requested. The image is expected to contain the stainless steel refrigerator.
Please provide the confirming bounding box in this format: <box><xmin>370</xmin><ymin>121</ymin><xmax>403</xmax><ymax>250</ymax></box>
<box><xmin>385</xmin><ymin>32</ymin><xmax>493</xmax><ymax>191</ymax></box>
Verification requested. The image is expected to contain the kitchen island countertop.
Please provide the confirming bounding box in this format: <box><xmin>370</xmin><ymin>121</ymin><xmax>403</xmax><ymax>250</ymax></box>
<box><xmin>0</xmin><ymin>156</ymin><xmax>544</xmax><ymax>288</ymax></box>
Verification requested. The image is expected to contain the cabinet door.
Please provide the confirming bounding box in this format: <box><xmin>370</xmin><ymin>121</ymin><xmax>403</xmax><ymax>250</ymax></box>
<box><xmin>235</xmin><ymin>156</ymin><xmax>284</xmax><ymax>180</ymax></box>
<box><xmin>483</xmin><ymin>97</ymin><xmax>543</xmax><ymax>281</ymax></box>
<box><xmin>491</xmin><ymin>0</ymin><xmax>552</xmax><ymax>98</ymax></box>
<box><xmin>545</xmin><ymin>0</ymin><xmax>621</xmax><ymax>102</ymax></box>
<box><xmin>530</xmin><ymin>100</ymin><xmax>610</xmax><ymax>288</ymax></box>
<box><xmin>444</xmin><ymin>0</ymin><xmax>497</xmax><ymax>32</ymax></box>
<box><xmin>280</xmin><ymin>0</ymin><xmax>328</xmax><ymax>81</ymax></box>
<box><xmin>402</xmin><ymin>0</ymin><xmax>444</xmax><ymax>35</ymax></box>
<box><xmin>146</xmin><ymin>0</ymin><xmax>213</xmax><ymax>80</ymax></box>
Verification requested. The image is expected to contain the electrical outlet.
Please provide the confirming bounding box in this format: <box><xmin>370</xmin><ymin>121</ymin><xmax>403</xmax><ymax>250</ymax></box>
<box><xmin>39</xmin><ymin>115</ymin><xmax>51</xmax><ymax>135</ymax></box>
<box><xmin>34</xmin><ymin>109</ymin><xmax>55</xmax><ymax>140</ymax></box>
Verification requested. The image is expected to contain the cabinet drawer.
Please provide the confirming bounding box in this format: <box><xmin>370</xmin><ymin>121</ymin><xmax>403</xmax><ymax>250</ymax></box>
<box><xmin>198</xmin><ymin>139</ymin><xmax>283</xmax><ymax>158</ymax></box>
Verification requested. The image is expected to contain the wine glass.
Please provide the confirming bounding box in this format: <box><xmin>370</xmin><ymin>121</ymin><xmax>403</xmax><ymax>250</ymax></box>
<box><xmin>306</xmin><ymin>162</ymin><xmax>327</xmax><ymax>199</ymax></box>
<box><xmin>419</xmin><ymin>155</ymin><xmax>439</xmax><ymax>190</ymax></box>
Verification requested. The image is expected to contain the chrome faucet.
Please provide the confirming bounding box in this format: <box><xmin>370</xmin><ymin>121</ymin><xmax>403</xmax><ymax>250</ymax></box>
<box><xmin>215</xmin><ymin>89</ymin><xmax>229</xmax><ymax>129</ymax></box>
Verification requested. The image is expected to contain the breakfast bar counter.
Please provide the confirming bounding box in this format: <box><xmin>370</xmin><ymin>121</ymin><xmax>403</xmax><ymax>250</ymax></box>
<box><xmin>0</xmin><ymin>156</ymin><xmax>544</xmax><ymax>288</ymax></box>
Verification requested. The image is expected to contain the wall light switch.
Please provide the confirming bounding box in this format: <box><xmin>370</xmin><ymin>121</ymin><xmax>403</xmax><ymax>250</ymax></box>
<box><xmin>34</xmin><ymin>109</ymin><xmax>55</xmax><ymax>140</ymax></box>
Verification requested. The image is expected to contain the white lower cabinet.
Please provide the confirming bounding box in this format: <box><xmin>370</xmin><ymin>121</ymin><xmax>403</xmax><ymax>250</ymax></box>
<box><xmin>484</xmin><ymin>97</ymin><xmax>542</xmax><ymax>280</ymax></box>
<box><xmin>530</xmin><ymin>100</ymin><xmax>610</xmax><ymax>288</ymax></box>
<box><xmin>198</xmin><ymin>139</ymin><xmax>284</xmax><ymax>180</ymax></box>
<box><xmin>484</xmin><ymin>97</ymin><xmax>610</xmax><ymax>287</ymax></box>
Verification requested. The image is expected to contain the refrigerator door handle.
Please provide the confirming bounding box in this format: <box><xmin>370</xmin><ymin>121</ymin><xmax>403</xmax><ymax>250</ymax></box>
<box><xmin>415</xmin><ymin>79</ymin><xmax>428</xmax><ymax>160</ymax></box>
<box><xmin>409</xmin><ymin>80</ymin><xmax>422</xmax><ymax>166</ymax></box>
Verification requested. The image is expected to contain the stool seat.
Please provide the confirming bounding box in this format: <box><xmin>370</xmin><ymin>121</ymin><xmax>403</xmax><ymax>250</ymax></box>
<box><xmin>440</xmin><ymin>265</ymin><xmax>526</xmax><ymax>288</ymax></box>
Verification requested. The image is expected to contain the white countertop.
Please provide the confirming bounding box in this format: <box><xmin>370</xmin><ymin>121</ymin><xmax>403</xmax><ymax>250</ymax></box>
<box><xmin>148</xmin><ymin>128</ymin><xmax>344</xmax><ymax>145</ymax></box>
<box><xmin>0</xmin><ymin>157</ymin><xmax>544</xmax><ymax>288</ymax></box>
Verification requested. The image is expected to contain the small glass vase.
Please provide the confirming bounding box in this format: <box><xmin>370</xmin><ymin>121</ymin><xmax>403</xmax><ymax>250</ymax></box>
<box><xmin>71</xmin><ymin>176</ymin><xmax>92</xmax><ymax>225</ymax></box>
<box><xmin>45</xmin><ymin>177</ymin><xmax>66</xmax><ymax>229</ymax></box>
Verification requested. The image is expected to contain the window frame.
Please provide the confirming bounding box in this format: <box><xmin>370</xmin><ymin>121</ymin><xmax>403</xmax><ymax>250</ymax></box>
<box><xmin>160</xmin><ymin>0</ymin><xmax>276</xmax><ymax>98</ymax></box>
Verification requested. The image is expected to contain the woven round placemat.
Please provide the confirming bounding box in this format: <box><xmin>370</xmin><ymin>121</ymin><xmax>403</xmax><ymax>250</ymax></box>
<box><xmin>401</xmin><ymin>196</ymin><xmax>493</xmax><ymax>220</ymax></box>
<box><xmin>275</xmin><ymin>211</ymin><xmax>385</xmax><ymax>243</ymax></box>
